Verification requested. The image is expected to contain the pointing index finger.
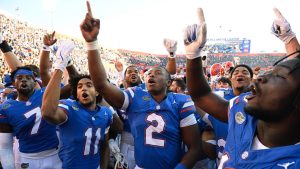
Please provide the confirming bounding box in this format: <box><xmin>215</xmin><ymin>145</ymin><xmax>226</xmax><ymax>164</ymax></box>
<box><xmin>273</xmin><ymin>8</ymin><xmax>284</xmax><ymax>20</ymax></box>
<box><xmin>86</xmin><ymin>0</ymin><xmax>93</xmax><ymax>17</ymax></box>
<box><xmin>197</xmin><ymin>8</ymin><xmax>205</xmax><ymax>23</ymax></box>
<box><xmin>51</xmin><ymin>31</ymin><xmax>56</xmax><ymax>38</ymax></box>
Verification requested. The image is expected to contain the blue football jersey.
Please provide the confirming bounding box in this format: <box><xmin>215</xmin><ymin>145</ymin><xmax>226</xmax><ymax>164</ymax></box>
<box><xmin>0</xmin><ymin>88</ymin><xmax>59</xmax><ymax>153</ymax></box>
<box><xmin>203</xmin><ymin>88</ymin><xmax>236</xmax><ymax>164</ymax></box>
<box><xmin>214</xmin><ymin>88</ymin><xmax>235</xmax><ymax>101</ymax></box>
<box><xmin>122</xmin><ymin>87</ymin><xmax>197</xmax><ymax>169</ymax></box>
<box><xmin>219</xmin><ymin>93</ymin><xmax>300</xmax><ymax>169</ymax></box>
<box><xmin>117</xmin><ymin>109</ymin><xmax>131</xmax><ymax>133</ymax></box>
<box><xmin>58</xmin><ymin>99</ymin><xmax>113</xmax><ymax>169</ymax></box>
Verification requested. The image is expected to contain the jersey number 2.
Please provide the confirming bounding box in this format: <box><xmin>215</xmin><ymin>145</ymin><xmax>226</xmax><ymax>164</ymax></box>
<box><xmin>145</xmin><ymin>113</ymin><xmax>165</xmax><ymax>147</ymax></box>
<box><xmin>24</xmin><ymin>107</ymin><xmax>42</xmax><ymax>135</ymax></box>
<box><xmin>84</xmin><ymin>128</ymin><xmax>101</xmax><ymax>155</ymax></box>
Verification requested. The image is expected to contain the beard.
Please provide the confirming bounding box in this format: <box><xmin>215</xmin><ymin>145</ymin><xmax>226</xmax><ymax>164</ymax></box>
<box><xmin>127</xmin><ymin>79</ymin><xmax>140</xmax><ymax>87</ymax></box>
<box><xmin>18</xmin><ymin>87</ymin><xmax>34</xmax><ymax>97</ymax></box>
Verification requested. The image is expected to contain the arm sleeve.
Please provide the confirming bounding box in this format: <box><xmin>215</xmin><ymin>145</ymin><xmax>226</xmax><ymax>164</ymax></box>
<box><xmin>121</xmin><ymin>87</ymin><xmax>137</xmax><ymax>111</ymax></box>
<box><xmin>179</xmin><ymin>96</ymin><xmax>197</xmax><ymax>127</ymax></box>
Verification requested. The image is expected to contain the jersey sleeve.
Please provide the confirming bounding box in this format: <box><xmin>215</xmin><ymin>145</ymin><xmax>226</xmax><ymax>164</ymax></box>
<box><xmin>121</xmin><ymin>87</ymin><xmax>137</xmax><ymax>112</ymax></box>
<box><xmin>57</xmin><ymin>99</ymin><xmax>73</xmax><ymax>124</ymax></box>
<box><xmin>0</xmin><ymin>108</ymin><xmax>8</xmax><ymax>124</ymax></box>
<box><xmin>179</xmin><ymin>96</ymin><xmax>197</xmax><ymax>128</ymax></box>
<box><xmin>228</xmin><ymin>95</ymin><xmax>239</xmax><ymax>120</ymax></box>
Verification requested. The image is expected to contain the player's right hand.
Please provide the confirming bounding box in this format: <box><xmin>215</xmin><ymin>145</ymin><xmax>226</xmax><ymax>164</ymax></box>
<box><xmin>53</xmin><ymin>41</ymin><xmax>75</xmax><ymax>72</ymax></box>
<box><xmin>184</xmin><ymin>8</ymin><xmax>207</xmax><ymax>60</ymax></box>
<box><xmin>43</xmin><ymin>31</ymin><xmax>57</xmax><ymax>46</ymax></box>
<box><xmin>80</xmin><ymin>1</ymin><xmax>100</xmax><ymax>42</ymax></box>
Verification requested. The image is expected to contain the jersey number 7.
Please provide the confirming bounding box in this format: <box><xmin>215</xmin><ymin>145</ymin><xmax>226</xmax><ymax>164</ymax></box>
<box><xmin>24</xmin><ymin>107</ymin><xmax>42</xmax><ymax>135</ymax></box>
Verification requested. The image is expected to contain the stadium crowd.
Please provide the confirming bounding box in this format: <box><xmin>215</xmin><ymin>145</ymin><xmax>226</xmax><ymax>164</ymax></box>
<box><xmin>0</xmin><ymin>3</ymin><xmax>300</xmax><ymax>169</ymax></box>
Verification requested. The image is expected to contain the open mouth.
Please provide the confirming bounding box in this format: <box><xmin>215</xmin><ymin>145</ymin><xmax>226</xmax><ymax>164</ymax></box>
<box><xmin>131</xmin><ymin>75</ymin><xmax>137</xmax><ymax>80</ymax></box>
<box><xmin>20</xmin><ymin>83</ymin><xmax>28</xmax><ymax>88</ymax></box>
<box><xmin>148</xmin><ymin>79</ymin><xmax>155</xmax><ymax>85</ymax></box>
<box><xmin>82</xmin><ymin>93</ymin><xmax>89</xmax><ymax>99</ymax></box>
<box><xmin>236</xmin><ymin>77</ymin><xmax>245</xmax><ymax>82</ymax></box>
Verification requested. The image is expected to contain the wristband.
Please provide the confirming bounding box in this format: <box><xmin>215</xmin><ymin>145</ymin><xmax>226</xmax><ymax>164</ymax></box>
<box><xmin>186</xmin><ymin>53</ymin><xmax>201</xmax><ymax>60</ymax></box>
<box><xmin>0</xmin><ymin>40</ymin><xmax>13</xmax><ymax>53</ymax></box>
<box><xmin>174</xmin><ymin>163</ymin><xmax>187</xmax><ymax>169</ymax></box>
<box><xmin>42</xmin><ymin>44</ymin><xmax>51</xmax><ymax>52</ymax></box>
<box><xmin>86</xmin><ymin>40</ymin><xmax>99</xmax><ymax>50</ymax></box>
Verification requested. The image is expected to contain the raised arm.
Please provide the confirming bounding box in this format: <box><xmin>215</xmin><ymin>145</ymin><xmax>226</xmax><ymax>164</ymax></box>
<box><xmin>185</xmin><ymin>8</ymin><xmax>229</xmax><ymax>122</ymax></box>
<box><xmin>80</xmin><ymin>1</ymin><xmax>125</xmax><ymax>109</ymax></box>
<box><xmin>39</xmin><ymin>31</ymin><xmax>57</xmax><ymax>86</ymax></box>
<box><xmin>41</xmin><ymin>41</ymin><xmax>74</xmax><ymax>124</ymax></box>
<box><xmin>272</xmin><ymin>8</ymin><xmax>300</xmax><ymax>56</ymax></box>
<box><xmin>164</xmin><ymin>38</ymin><xmax>177</xmax><ymax>75</ymax></box>
<box><xmin>0</xmin><ymin>35</ymin><xmax>22</xmax><ymax>71</ymax></box>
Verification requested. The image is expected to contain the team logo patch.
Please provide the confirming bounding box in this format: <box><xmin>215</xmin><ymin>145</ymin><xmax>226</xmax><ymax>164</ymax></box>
<box><xmin>72</xmin><ymin>105</ymin><xmax>79</xmax><ymax>111</ymax></box>
<box><xmin>142</xmin><ymin>95</ymin><xmax>151</xmax><ymax>101</ymax></box>
<box><xmin>235</xmin><ymin>112</ymin><xmax>245</xmax><ymax>124</ymax></box>
<box><xmin>26</xmin><ymin>101</ymin><xmax>31</xmax><ymax>106</ymax></box>
<box><xmin>2</xmin><ymin>103</ymin><xmax>11</xmax><ymax>110</ymax></box>
<box><xmin>241</xmin><ymin>151</ymin><xmax>249</xmax><ymax>159</ymax></box>
<box><xmin>21</xmin><ymin>163</ymin><xmax>29</xmax><ymax>169</ymax></box>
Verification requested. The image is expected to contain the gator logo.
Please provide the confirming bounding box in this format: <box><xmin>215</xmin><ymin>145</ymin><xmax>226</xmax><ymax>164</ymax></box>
<box><xmin>235</xmin><ymin>112</ymin><xmax>246</xmax><ymax>124</ymax></box>
<box><xmin>2</xmin><ymin>103</ymin><xmax>11</xmax><ymax>110</ymax></box>
<box><xmin>142</xmin><ymin>95</ymin><xmax>151</xmax><ymax>101</ymax></box>
<box><xmin>72</xmin><ymin>105</ymin><xmax>79</xmax><ymax>111</ymax></box>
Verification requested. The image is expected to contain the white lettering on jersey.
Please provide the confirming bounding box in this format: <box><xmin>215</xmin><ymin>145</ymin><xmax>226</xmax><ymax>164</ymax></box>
<box><xmin>24</xmin><ymin>107</ymin><xmax>42</xmax><ymax>135</ymax></box>
<box><xmin>145</xmin><ymin>113</ymin><xmax>165</xmax><ymax>147</ymax></box>
<box><xmin>277</xmin><ymin>162</ymin><xmax>295</xmax><ymax>169</ymax></box>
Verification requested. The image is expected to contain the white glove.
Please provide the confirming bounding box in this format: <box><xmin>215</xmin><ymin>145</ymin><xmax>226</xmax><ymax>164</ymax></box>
<box><xmin>0</xmin><ymin>33</ymin><xmax>3</xmax><ymax>44</ymax></box>
<box><xmin>163</xmin><ymin>39</ymin><xmax>177</xmax><ymax>58</ymax></box>
<box><xmin>271</xmin><ymin>8</ymin><xmax>295</xmax><ymax>44</ymax></box>
<box><xmin>53</xmin><ymin>41</ymin><xmax>75</xmax><ymax>72</ymax></box>
<box><xmin>184</xmin><ymin>8</ymin><xmax>207</xmax><ymax>60</ymax></box>
<box><xmin>108</xmin><ymin>138</ymin><xmax>120</xmax><ymax>154</ymax></box>
<box><xmin>67</xmin><ymin>58</ymin><xmax>73</xmax><ymax>67</ymax></box>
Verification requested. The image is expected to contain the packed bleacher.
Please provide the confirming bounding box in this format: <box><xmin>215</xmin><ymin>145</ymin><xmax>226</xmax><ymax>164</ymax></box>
<box><xmin>0</xmin><ymin>13</ymin><xmax>286</xmax><ymax>84</ymax></box>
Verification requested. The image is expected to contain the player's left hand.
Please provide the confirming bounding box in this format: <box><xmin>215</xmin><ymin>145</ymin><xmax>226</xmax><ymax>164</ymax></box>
<box><xmin>163</xmin><ymin>39</ymin><xmax>177</xmax><ymax>58</ymax></box>
<box><xmin>271</xmin><ymin>8</ymin><xmax>295</xmax><ymax>44</ymax></box>
<box><xmin>253</xmin><ymin>66</ymin><xmax>260</xmax><ymax>75</ymax></box>
<box><xmin>184</xmin><ymin>8</ymin><xmax>207</xmax><ymax>60</ymax></box>
<box><xmin>80</xmin><ymin>1</ymin><xmax>100</xmax><ymax>42</ymax></box>
<box><xmin>114</xmin><ymin>60</ymin><xmax>124</xmax><ymax>72</ymax></box>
